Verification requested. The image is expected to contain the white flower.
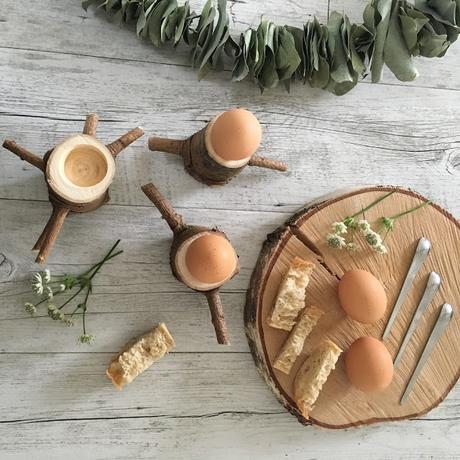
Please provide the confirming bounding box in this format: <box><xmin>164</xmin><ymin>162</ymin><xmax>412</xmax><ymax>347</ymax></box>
<box><xmin>43</xmin><ymin>269</ymin><xmax>51</xmax><ymax>283</ymax></box>
<box><xmin>346</xmin><ymin>242</ymin><xmax>358</xmax><ymax>252</ymax></box>
<box><xmin>24</xmin><ymin>302</ymin><xmax>37</xmax><ymax>315</ymax></box>
<box><xmin>32</xmin><ymin>273</ymin><xmax>43</xmax><ymax>295</ymax></box>
<box><xmin>374</xmin><ymin>244</ymin><xmax>388</xmax><ymax>254</ymax></box>
<box><xmin>59</xmin><ymin>284</ymin><xmax>66</xmax><ymax>292</ymax></box>
<box><xmin>365</xmin><ymin>230</ymin><xmax>382</xmax><ymax>247</ymax></box>
<box><xmin>327</xmin><ymin>233</ymin><xmax>347</xmax><ymax>249</ymax></box>
<box><xmin>79</xmin><ymin>334</ymin><xmax>94</xmax><ymax>344</ymax></box>
<box><xmin>331</xmin><ymin>221</ymin><xmax>347</xmax><ymax>235</ymax></box>
<box><xmin>358</xmin><ymin>219</ymin><xmax>371</xmax><ymax>233</ymax></box>
<box><xmin>46</xmin><ymin>286</ymin><xmax>54</xmax><ymax>299</ymax></box>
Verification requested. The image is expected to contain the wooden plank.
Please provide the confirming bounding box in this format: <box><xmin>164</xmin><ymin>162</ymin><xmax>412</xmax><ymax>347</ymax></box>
<box><xmin>0</xmin><ymin>0</ymin><xmax>328</xmax><ymax>63</ymax></box>
<box><xmin>1</xmin><ymin>0</ymin><xmax>458</xmax><ymax>91</ymax></box>
<box><xmin>0</xmin><ymin>199</ymin><xmax>284</xmax><ymax>284</ymax></box>
<box><xmin>0</xmin><ymin>199</ymin><xmax>285</xmax><ymax>352</ymax></box>
<box><xmin>0</xmin><ymin>409</ymin><xmax>459</xmax><ymax>460</ymax></box>
<box><xmin>0</xmin><ymin>352</ymin><xmax>282</xmax><ymax>421</ymax></box>
<box><xmin>1</xmin><ymin>48</ymin><xmax>459</xmax><ymax>214</ymax></box>
<box><xmin>0</xmin><ymin>292</ymin><xmax>250</xmax><ymax>353</ymax></box>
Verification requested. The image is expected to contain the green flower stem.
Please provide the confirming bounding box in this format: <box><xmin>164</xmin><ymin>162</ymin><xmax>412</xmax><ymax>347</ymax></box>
<box><xmin>81</xmin><ymin>286</ymin><xmax>91</xmax><ymax>335</ymax></box>
<box><xmin>87</xmin><ymin>251</ymin><xmax>123</xmax><ymax>280</ymax></box>
<box><xmin>33</xmin><ymin>297</ymin><xmax>49</xmax><ymax>308</ymax></box>
<box><xmin>350</xmin><ymin>191</ymin><xmax>395</xmax><ymax>218</ymax></box>
<box><xmin>388</xmin><ymin>200</ymin><xmax>431</xmax><ymax>220</ymax></box>
<box><xmin>69</xmin><ymin>304</ymin><xmax>81</xmax><ymax>318</ymax></box>
<box><xmin>58</xmin><ymin>287</ymin><xmax>84</xmax><ymax>311</ymax></box>
<box><xmin>81</xmin><ymin>239</ymin><xmax>122</xmax><ymax>278</ymax></box>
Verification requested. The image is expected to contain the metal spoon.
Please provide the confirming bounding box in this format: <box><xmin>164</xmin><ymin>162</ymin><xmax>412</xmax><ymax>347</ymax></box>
<box><xmin>383</xmin><ymin>237</ymin><xmax>431</xmax><ymax>340</ymax></box>
<box><xmin>400</xmin><ymin>303</ymin><xmax>454</xmax><ymax>405</ymax></box>
<box><xmin>394</xmin><ymin>271</ymin><xmax>441</xmax><ymax>367</ymax></box>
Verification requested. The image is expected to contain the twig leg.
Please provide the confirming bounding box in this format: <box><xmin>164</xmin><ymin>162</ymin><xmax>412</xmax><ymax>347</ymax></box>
<box><xmin>205</xmin><ymin>290</ymin><xmax>230</xmax><ymax>345</ymax></box>
<box><xmin>35</xmin><ymin>206</ymin><xmax>70</xmax><ymax>265</ymax></box>
<box><xmin>141</xmin><ymin>183</ymin><xmax>185</xmax><ymax>234</ymax></box>
<box><xmin>2</xmin><ymin>139</ymin><xmax>45</xmax><ymax>171</ymax></box>
<box><xmin>248</xmin><ymin>155</ymin><xmax>288</xmax><ymax>172</ymax></box>
<box><xmin>148</xmin><ymin>136</ymin><xmax>185</xmax><ymax>156</ymax></box>
<box><xmin>106</xmin><ymin>127</ymin><xmax>144</xmax><ymax>157</ymax></box>
<box><xmin>32</xmin><ymin>211</ymin><xmax>56</xmax><ymax>251</ymax></box>
<box><xmin>82</xmin><ymin>113</ymin><xmax>99</xmax><ymax>136</ymax></box>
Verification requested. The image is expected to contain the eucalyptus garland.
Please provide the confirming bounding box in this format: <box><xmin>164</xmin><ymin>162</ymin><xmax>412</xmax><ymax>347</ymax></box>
<box><xmin>82</xmin><ymin>0</ymin><xmax>459</xmax><ymax>95</ymax></box>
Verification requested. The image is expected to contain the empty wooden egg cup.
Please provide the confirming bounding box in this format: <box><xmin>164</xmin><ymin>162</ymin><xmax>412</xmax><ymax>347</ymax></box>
<box><xmin>141</xmin><ymin>182</ymin><xmax>239</xmax><ymax>344</ymax></box>
<box><xmin>2</xmin><ymin>114</ymin><xmax>144</xmax><ymax>264</ymax></box>
<box><xmin>148</xmin><ymin>110</ymin><xmax>288</xmax><ymax>186</ymax></box>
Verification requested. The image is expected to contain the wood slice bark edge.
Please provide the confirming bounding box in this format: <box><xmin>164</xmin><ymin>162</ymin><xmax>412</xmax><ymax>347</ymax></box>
<box><xmin>244</xmin><ymin>185</ymin><xmax>460</xmax><ymax>429</ymax></box>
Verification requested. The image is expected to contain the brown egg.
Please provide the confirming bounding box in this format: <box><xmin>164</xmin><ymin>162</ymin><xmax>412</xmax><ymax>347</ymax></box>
<box><xmin>185</xmin><ymin>233</ymin><xmax>237</xmax><ymax>285</ymax></box>
<box><xmin>345</xmin><ymin>336</ymin><xmax>394</xmax><ymax>392</ymax></box>
<box><xmin>209</xmin><ymin>108</ymin><xmax>262</xmax><ymax>161</ymax></box>
<box><xmin>338</xmin><ymin>269</ymin><xmax>387</xmax><ymax>324</ymax></box>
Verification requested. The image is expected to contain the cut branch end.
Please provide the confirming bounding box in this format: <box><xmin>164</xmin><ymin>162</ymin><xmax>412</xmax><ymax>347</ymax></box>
<box><xmin>107</xmin><ymin>127</ymin><xmax>144</xmax><ymax>157</ymax></box>
<box><xmin>148</xmin><ymin>136</ymin><xmax>185</xmax><ymax>156</ymax></box>
<box><xmin>248</xmin><ymin>155</ymin><xmax>288</xmax><ymax>172</ymax></box>
<box><xmin>34</xmin><ymin>206</ymin><xmax>70</xmax><ymax>265</ymax></box>
<box><xmin>82</xmin><ymin>113</ymin><xmax>99</xmax><ymax>136</ymax></box>
<box><xmin>2</xmin><ymin>138</ymin><xmax>45</xmax><ymax>171</ymax></box>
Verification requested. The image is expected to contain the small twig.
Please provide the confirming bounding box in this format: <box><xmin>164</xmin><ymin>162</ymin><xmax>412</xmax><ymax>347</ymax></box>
<box><xmin>141</xmin><ymin>182</ymin><xmax>186</xmax><ymax>235</ymax></box>
<box><xmin>248</xmin><ymin>155</ymin><xmax>288</xmax><ymax>172</ymax></box>
<box><xmin>106</xmin><ymin>127</ymin><xmax>144</xmax><ymax>157</ymax></box>
<box><xmin>82</xmin><ymin>113</ymin><xmax>99</xmax><ymax>136</ymax></box>
<box><xmin>33</xmin><ymin>213</ymin><xmax>56</xmax><ymax>251</ymax></box>
<box><xmin>2</xmin><ymin>139</ymin><xmax>45</xmax><ymax>171</ymax></box>
<box><xmin>205</xmin><ymin>290</ymin><xmax>230</xmax><ymax>345</ymax></box>
<box><xmin>35</xmin><ymin>206</ymin><xmax>70</xmax><ymax>265</ymax></box>
<box><xmin>148</xmin><ymin>136</ymin><xmax>185</xmax><ymax>156</ymax></box>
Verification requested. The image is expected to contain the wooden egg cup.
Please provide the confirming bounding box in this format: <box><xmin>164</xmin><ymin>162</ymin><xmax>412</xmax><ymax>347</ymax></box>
<box><xmin>142</xmin><ymin>182</ymin><xmax>239</xmax><ymax>344</ymax></box>
<box><xmin>2</xmin><ymin>114</ymin><xmax>144</xmax><ymax>264</ymax></box>
<box><xmin>148</xmin><ymin>123</ymin><xmax>288</xmax><ymax>186</ymax></box>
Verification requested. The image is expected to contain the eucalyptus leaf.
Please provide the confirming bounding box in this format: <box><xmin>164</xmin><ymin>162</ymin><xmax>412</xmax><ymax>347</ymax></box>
<box><xmin>384</xmin><ymin>0</ymin><xmax>419</xmax><ymax>81</ymax></box>
<box><xmin>83</xmin><ymin>0</ymin><xmax>460</xmax><ymax>95</ymax></box>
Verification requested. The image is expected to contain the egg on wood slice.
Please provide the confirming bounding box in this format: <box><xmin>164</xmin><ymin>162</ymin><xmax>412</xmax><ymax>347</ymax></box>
<box><xmin>345</xmin><ymin>336</ymin><xmax>394</xmax><ymax>393</ymax></box>
<box><xmin>206</xmin><ymin>108</ymin><xmax>262</xmax><ymax>167</ymax></box>
<box><xmin>338</xmin><ymin>269</ymin><xmax>387</xmax><ymax>324</ymax></box>
<box><xmin>176</xmin><ymin>232</ymin><xmax>238</xmax><ymax>291</ymax></box>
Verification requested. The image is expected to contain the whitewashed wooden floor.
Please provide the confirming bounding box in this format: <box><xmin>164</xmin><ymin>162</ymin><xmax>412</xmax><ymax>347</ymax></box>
<box><xmin>1</xmin><ymin>1</ymin><xmax>459</xmax><ymax>459</ymax></box>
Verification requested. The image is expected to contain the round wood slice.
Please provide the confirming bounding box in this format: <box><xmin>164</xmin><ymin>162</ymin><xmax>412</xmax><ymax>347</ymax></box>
<box><xmin>245</xmin><ymin>186</ymin><xmax>460</xmax><ymax>429</ymax></box>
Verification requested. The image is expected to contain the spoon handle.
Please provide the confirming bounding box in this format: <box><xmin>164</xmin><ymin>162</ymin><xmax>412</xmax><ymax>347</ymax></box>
<box><xmin>383</xmin><ymin>237</ymin><xmax>431</xmax><ymax>340</ymax></box>
<box><xmin>400</xmin><ymin>303</ymin><xmax>454</xmax><ymax>405</ymax></box>
<box><xmin>394</xmin><ymin>272</ymin><xmax>441</xmax><ymax>367</ymax></box>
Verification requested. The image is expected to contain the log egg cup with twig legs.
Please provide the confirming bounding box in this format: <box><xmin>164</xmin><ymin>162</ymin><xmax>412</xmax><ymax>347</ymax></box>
<box><xmin>2</xmin><ymin>114</ymin><xmax>144</xmax><ymax>264</ymax></box>
<box><xmin>141</xmin><ymin>182</ymin><xmax>239</xmax><ymax>345</ymax></box>
<box><xmin>148</xmin><ymin>108</ymin><xmax>288</xmax><ymax>186</ymax></box>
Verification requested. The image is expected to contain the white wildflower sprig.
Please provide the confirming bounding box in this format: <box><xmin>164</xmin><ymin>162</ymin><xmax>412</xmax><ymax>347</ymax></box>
<box><xmin>331</xmin><ymin>221</ymin><xmax>347</xmax><ymax>235</ymax></box>
<box><xmin>23</xmin><ymin>240</ymin><xmax>123</xmax><ymax>344</ymax></box>
<box><xmin>327</xmin><ymin>233</ymin><xmax>347</xmax><ymax>249</ymax></box>
<box><xmin>326</xmin><ymin>191</ymin><xmax>395</xmax><ymax>252</ymax></box>
<box><xmin>79</xmin><ymin>334</ymin><xmax>95</xmax><ymax>344</ymax></box>
<box><xmin>325</xmin><ymin>191</ymin><xmax>430</xmax><ymax>255</ymax></box>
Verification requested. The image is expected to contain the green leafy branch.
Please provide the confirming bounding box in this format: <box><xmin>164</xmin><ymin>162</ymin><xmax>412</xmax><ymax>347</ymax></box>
<box><xmin>82</xmin><ymin>0</ymin><xmax>459</xmax><ymax>95</ymax></box>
